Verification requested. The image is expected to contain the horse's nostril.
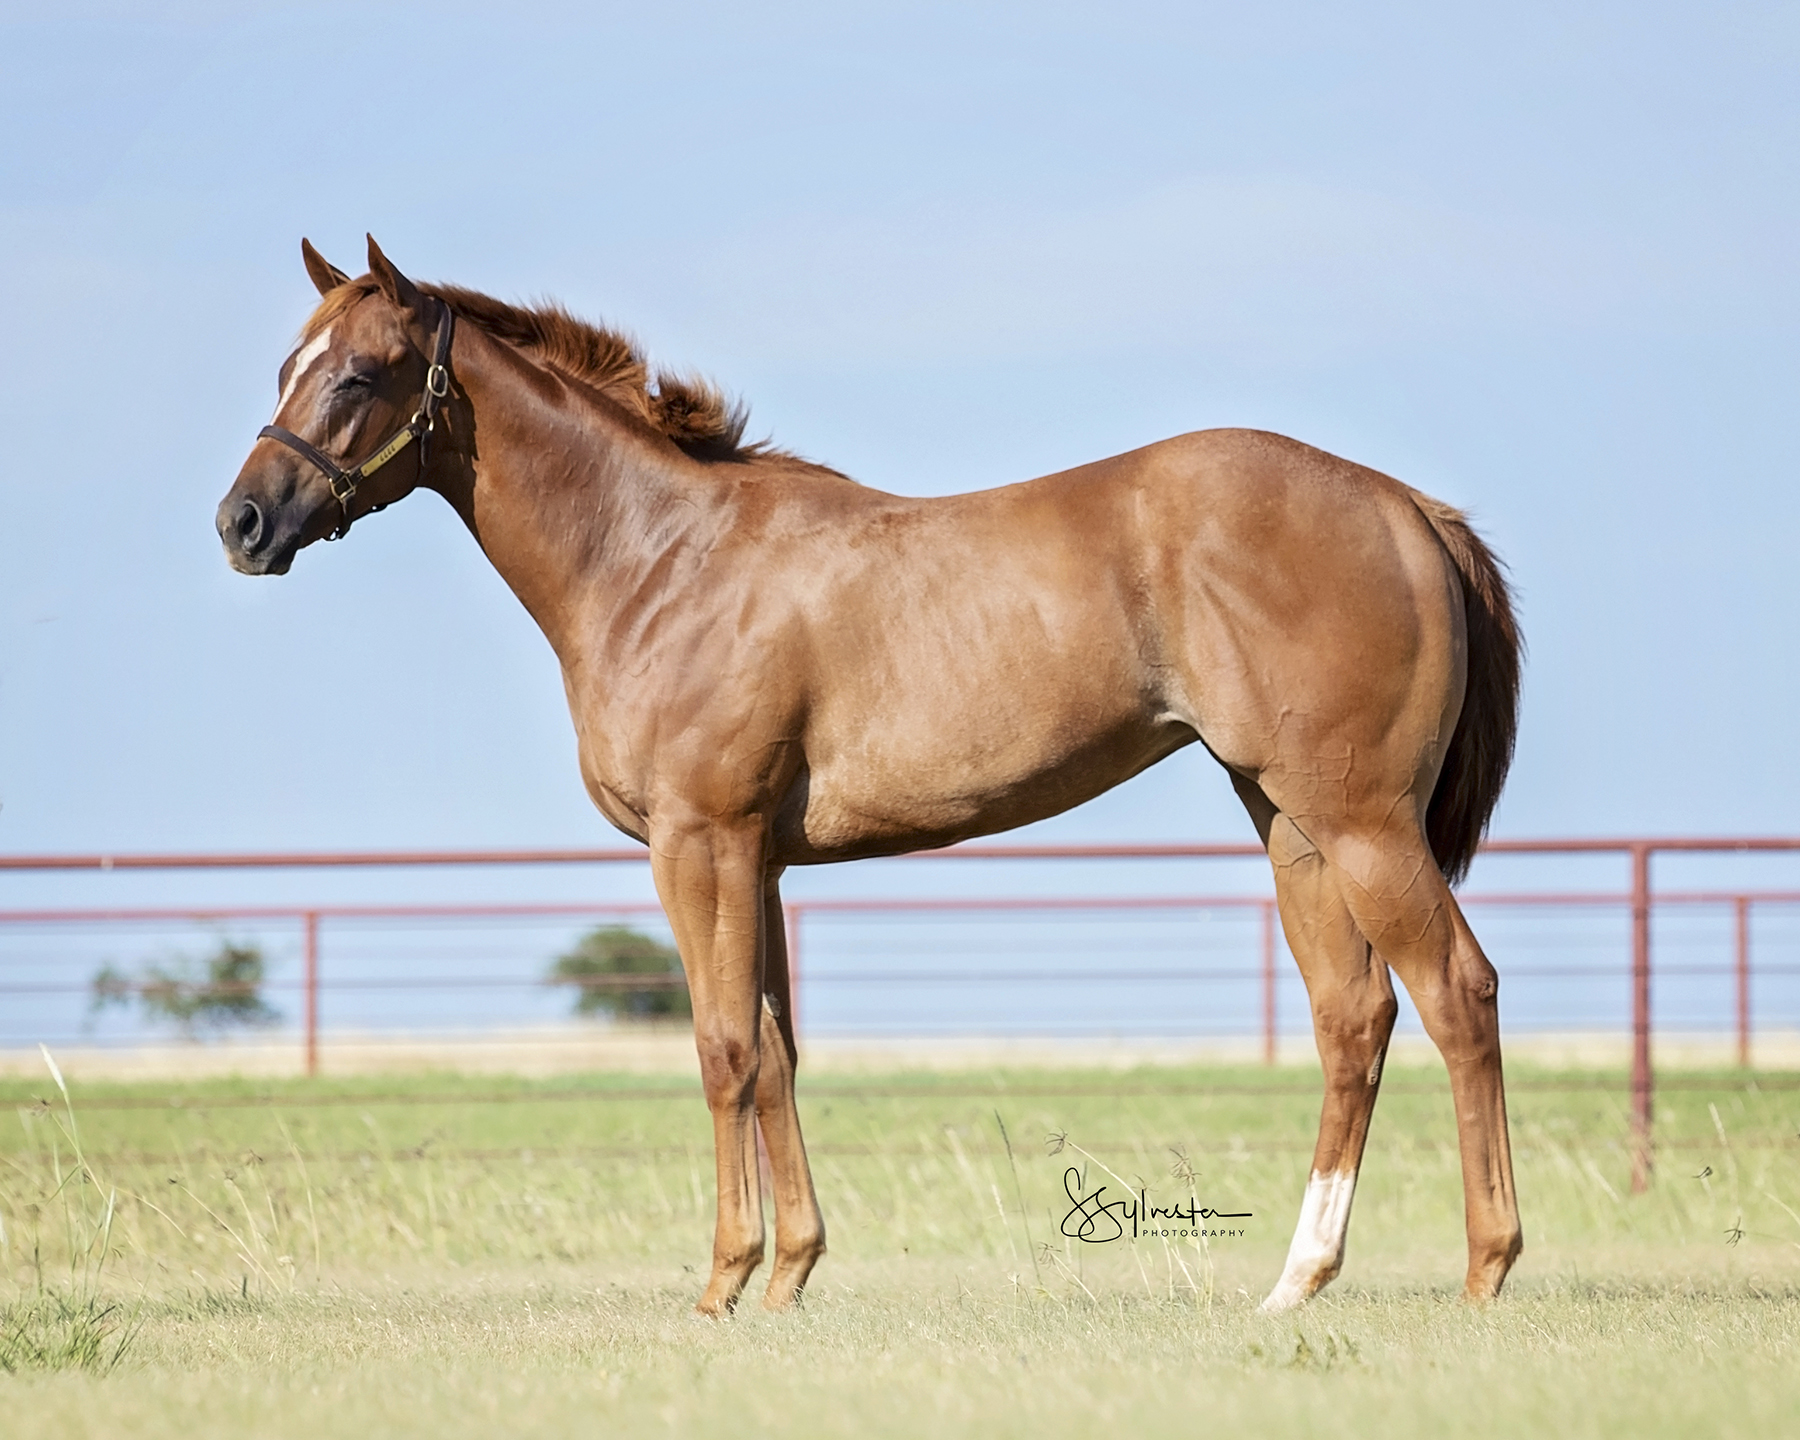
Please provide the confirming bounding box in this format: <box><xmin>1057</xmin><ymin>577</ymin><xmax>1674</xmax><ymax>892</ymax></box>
<box><xmin>236</xmin><ymin>499</ymin><xmax>264</xmax><ymax>550</ymax></box>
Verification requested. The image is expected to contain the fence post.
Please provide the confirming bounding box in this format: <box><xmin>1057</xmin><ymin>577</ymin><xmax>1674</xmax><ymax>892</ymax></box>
<box><xmin>1735</xmin><ymin>895</ymin><xmax>1751</xmax><ymax>1070</ymax></box>
<box><xmin>303</xmin><ymin>911</ymin><xmax>319</xmax><ymax>1079</ymax></box>
<box><xmin>1261</xmin><ymin>900</ymin><xmax>1277</xmax><ymax>1066</ymax></box>
<box><xmin>1629</xmin><ymin>844</ymin><xmax>1652</xmax><ymax>1192</ymax></box>
<box><xmin>783</xmin><ymin>902</ymin><xmax>801</xmax><ymax>1036</ymax></box>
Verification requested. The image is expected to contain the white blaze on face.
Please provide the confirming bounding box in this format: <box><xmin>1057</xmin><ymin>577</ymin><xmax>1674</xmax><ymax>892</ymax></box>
<box><xmin>274</xmin><ymin>326</ymin><xmax>334</xmax><ymax>420</ymax></box>
<box><xmin>1261</xmin><ymin>1168</ymin><xmax>1358</xmax><ymax>1313</ymax></box>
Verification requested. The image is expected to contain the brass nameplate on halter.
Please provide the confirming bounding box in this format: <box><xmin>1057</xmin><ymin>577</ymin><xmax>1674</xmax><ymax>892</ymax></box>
<box><xmin>359</xmin><ymin>427</ymin><xmax>418</xmax><ymax>477</ymax></box>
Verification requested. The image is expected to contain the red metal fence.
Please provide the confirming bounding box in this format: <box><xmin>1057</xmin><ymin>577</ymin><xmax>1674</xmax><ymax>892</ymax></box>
<box><xmin>5</xmin><ymin>838</ymin><xmax>1800</xmax><ymax>1192</ymax></box>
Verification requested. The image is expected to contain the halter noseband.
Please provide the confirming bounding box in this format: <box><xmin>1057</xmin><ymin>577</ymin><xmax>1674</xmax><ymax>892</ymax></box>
<box><xmin>258</xmin><ymin>300</ymin><xmax>455</xmax><ymax>541</ymax></box>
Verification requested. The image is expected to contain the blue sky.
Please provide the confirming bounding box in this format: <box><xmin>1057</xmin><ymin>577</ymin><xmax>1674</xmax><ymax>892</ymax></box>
<box><xmin>3</xmin><ymin>0</ymin><xmax>1799</xmax><ymax>860</ymax></box>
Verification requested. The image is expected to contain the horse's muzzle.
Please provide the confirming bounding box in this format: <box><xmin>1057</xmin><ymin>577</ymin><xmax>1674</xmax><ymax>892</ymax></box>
<box><xmin>216</xmin><ymin>489</ymin><xmax>297</xmax><ymax>575</ymax></box>
<box><xmin>226</xmin><ymin>497</ymin><xmax>264</xmax><ymax>553</ymax></box>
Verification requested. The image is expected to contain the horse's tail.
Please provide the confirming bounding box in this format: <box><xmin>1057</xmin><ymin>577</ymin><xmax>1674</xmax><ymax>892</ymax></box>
<box><xmin>1407</xmin><ymin>490</ymin><xmax>1523</xmax><ymax>886</ymax></box>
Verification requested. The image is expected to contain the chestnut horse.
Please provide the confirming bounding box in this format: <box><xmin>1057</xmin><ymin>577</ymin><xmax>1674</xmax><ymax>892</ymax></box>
<box><xmin>218</xmin><ymin>237</ymin><xmax>1524</xmax><ymax>1315</ymax></box>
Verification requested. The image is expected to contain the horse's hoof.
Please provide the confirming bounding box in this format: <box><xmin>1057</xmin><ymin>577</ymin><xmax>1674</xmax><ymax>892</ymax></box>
<box><xmin>693</xmin><ymin>1290</ymin><xmax>740</xmax><ymax>1320</ymax></box>
<box><xmin>1259</xmin><ymin>1283</ymin><xmax>1309</xmax><ymax>1314</ymax></box>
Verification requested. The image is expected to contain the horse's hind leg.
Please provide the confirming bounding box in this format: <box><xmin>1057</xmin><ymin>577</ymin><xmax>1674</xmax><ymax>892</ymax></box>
<box><xmin>1235</xmin><ymin>778</ymin><xmax>1399</xmax><ymax>1311</ymax></box>
<box><xmin>755</xmin><ymin>873</ymin><xmax>826</xmax><ymax>1309</ymax></box>
<box><xmin>1320</xmin><ymin>827</ymin><xmax>1524</xmax><ymax>1301</ymax></box>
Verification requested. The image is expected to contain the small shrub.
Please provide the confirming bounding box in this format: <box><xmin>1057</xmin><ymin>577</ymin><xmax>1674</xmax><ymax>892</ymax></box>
<box><xmin>548</xmin><ymin>926</ymin><xmax>690</xmax><ymax>1020</ymax></box>
<box><xmin>91</xmin><ymin>940</ymin><xmax>280</xmax><ymax>1037</ymax></box>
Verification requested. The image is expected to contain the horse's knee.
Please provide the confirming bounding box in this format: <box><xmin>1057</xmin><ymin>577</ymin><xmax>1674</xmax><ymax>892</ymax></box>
<box><xmin>695</xmin><ymin>1028</ymin><xmax>759</xmax><ymax>1108</ymax></box>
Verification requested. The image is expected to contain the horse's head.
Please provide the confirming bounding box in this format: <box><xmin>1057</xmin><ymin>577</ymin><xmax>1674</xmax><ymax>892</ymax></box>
<box><xmin>217</xmin><ymin>235</ymin><xmax>452</xmax><ymax>575</ymax></box>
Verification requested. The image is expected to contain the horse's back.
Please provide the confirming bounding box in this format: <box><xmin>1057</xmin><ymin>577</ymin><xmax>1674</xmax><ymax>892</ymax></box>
<box><xmin>773</xmin><ymin>428</ymin><xmax>1463</xmax><ymax>860</ymax></box>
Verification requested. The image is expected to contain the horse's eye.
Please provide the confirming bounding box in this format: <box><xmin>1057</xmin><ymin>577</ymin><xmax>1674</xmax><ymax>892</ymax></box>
<box><xmin>337</xmin><ymin>371</ymin><xmax>375</xmax><ymax>394</ymax></box>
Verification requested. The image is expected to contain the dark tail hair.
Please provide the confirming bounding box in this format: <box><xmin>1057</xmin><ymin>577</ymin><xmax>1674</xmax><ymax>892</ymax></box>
<box><xmin>1407</xmin><ymin>491</ymin><xmax>1523</xmax><ymax>886</ymax></box>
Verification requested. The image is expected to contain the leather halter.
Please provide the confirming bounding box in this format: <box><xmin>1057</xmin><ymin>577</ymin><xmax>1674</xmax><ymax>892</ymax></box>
<box><xmin>258</xmin><ymin>301</ymin><xmax>455</xmax><ymax>541</ymax></box>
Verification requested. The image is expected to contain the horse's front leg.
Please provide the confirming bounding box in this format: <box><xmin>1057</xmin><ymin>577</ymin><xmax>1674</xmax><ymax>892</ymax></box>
<box><xmin>650</xmin><ymin>814</ymin><xmax>770</xmax><ymax>1316</ymax></box>
<box><xmin>756</xmin><ymin>871</ymin><xmax>826</xmax><ymax>1308</ymax></box>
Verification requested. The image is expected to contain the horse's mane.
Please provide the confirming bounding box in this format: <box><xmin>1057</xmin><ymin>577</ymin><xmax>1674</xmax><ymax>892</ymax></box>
<box><xmin>301</xmin><ymin>279</ymin><xmax>806</xmax><ymax>466</ymax></box>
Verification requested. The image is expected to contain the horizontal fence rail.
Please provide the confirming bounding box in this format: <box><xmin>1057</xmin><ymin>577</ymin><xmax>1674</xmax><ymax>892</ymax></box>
<box><xmin>5</xmin><ymin>838</ymin><xmax>1800</xmax><ymax>1192</ymax></box>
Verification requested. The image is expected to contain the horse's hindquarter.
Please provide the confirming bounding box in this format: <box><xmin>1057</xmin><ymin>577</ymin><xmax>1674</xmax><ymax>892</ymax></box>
<box><xmin>1140</xmin><ymin>430</ymin><xmax>1469</xmax><ymax>830</ymax></box>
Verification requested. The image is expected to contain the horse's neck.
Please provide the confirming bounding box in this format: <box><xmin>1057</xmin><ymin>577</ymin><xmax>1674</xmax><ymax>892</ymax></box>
<box><xmin>434</xmin><ymin>330</ymin><xmax>701</xmax><ymax>662</ymax></box>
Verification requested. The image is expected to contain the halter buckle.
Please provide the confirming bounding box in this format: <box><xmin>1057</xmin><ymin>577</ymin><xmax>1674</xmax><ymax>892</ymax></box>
<box><xmin>426</xmin><ymin>363</ymin><xmax>450</xmax><ymax>399</ymax></box>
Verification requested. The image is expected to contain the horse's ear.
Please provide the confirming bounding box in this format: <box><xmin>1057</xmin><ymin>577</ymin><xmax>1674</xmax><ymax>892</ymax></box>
<box><xmin>366</xmin><ymin>234</ymin><xmax>423</xmax><ymax>317</ymax></box>
<box><xmin>300</xmin><ymin>238</ymin><xmax>351</xmax><ymax>296</ymax></box>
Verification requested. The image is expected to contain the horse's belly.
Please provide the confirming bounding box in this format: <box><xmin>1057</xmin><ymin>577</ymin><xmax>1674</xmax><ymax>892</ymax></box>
<box><xmin>778</xmin><ymin>711</ymin><xmax>1195</xmax><ymax>863</ymax></box>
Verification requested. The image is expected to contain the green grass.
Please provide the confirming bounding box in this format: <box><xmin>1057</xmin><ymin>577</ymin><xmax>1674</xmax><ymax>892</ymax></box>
<box><xmin>2</xmin><ymin>1060</ymin><xmax>1798</xmax><ymax>1436</ymax></box>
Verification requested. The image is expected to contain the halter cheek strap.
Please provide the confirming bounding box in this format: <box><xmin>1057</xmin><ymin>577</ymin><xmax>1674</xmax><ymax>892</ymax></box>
<box><xmin>258</xmin><ymin>301</ymin><xmax>455</xmax><ymax>541</ymax></box>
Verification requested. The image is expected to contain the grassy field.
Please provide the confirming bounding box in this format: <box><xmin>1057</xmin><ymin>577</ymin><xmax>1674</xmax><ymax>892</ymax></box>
<box><xmin>2</xmin><ymin>1055</ymin><xmax>1798</xmax><ymax>1437</ymax></box>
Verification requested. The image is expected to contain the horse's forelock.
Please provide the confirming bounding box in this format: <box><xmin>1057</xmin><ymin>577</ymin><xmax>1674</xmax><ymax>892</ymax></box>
<box><xmin>297</xmin><ymin>279</ymin><xmax>377</xmax><ymax>347</ymax></box>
